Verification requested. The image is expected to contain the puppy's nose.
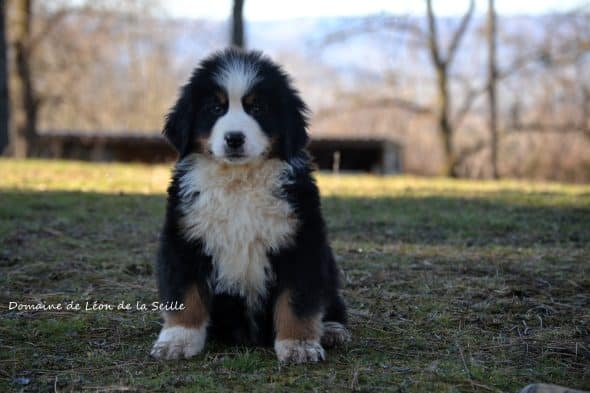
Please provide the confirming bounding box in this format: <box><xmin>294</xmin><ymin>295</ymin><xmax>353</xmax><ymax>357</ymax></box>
<box><xmin>224</xmin><ymin>131</ymin><xmax>245</xmax><ymax>149</ymax></box>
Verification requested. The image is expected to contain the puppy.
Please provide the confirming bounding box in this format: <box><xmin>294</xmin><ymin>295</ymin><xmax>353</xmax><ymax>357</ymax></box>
<box><xmin>151</xmin><ymin>49</ymin><xmax>350</xmax><ymax>363</ymax></box>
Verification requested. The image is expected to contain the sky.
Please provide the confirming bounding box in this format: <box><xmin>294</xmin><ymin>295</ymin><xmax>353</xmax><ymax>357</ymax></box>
<box><xmin>164</xmin><ymin>0</ymin><xmax>585</xmax><ymax>21</ymax></box>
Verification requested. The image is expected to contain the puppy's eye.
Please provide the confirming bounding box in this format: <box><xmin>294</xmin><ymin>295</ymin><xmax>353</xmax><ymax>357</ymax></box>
<box><xmin>247</xmin><ymin>99</ymin><xmax>266</xmax><ymax>115</ymax></box>
<box><xmin>210</xmin><ymin>104</ymin><xmax>225</xmax><ymax>115</ymax></box>
<box><xmin>250</xmin><ymin>104</ymin><xmax>261</xmax><ymax>114</ymax></box>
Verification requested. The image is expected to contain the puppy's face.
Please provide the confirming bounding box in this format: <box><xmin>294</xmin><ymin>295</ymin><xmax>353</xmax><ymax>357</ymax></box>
<box><xmin>164</xmin><ymin>50</ymin><xmax>309</xmax><ymax>164</ymax></box>
<box><xmin>201</xmin><ymin>64</ymin><xmax>270</xmax><ymax>164</ymax></box>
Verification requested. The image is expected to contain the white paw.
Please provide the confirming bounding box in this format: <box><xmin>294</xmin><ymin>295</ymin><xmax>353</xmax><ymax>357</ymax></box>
<box><xmin>150</xmin><ymin>326</ymin><xmax>206</xmax><ymax>360</ymax></box>
<box><xmin>274</xmin><ymin>339</ymin><xmax>325</xmax><ymax>364</ymax></box>
<box><xmin>321</xmin><ymin>322</ymin><xmax>351</xmax><ymax>348</ymax></box>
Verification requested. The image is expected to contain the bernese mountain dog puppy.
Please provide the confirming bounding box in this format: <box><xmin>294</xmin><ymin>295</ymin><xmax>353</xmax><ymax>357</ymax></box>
<box><xmin>150</xmin><ymin>49</ymin><xmax>350</xmax><ymax>364</ymax></box>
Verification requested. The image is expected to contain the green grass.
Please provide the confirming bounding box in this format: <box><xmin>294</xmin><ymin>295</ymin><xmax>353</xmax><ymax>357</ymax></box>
<box><xmin>1</xmin><ymin>159</ymin><xmax>589</xmax><ymax>392</ymax></box>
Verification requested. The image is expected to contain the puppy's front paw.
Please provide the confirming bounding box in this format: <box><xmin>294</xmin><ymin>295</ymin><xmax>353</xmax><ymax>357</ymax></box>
<box><xmin>274</xmin><ymin>339</ymin><xmax>325</xmax><ymax>364</ymax></box>
<box><xmin>150</xmin><ymin>326</ymin><xmax>206</xmax><ymax>360</ymax></box>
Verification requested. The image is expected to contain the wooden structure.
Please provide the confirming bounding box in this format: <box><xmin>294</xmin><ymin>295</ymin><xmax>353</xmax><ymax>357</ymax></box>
<box><xmin>37</xmin><ymin>131</ymin><xmax>403</xmax><ymax>174</ymax></box>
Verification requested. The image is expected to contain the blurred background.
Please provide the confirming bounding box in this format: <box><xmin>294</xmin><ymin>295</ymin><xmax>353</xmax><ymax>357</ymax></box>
<box><xmin>0</xmin><ymin>0</ymin><xmax>589</xmax><ymax>182</ymax></box>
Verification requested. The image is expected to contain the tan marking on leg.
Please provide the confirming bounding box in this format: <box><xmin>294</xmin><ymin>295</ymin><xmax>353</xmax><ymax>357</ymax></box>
<box><xmin>274</xmin><ymin>290</ymin><xmax>322</xmax><ymax>341</ymax></box>
<box><xmin>164</xmin><ymin>285</ymin><xmax>208</xmax><ymax>329</ymax></box>
<box><xmin>151</xmin><ymin>286</ymin><xmax>209</xmax><ymax>360</ymax></box>
<box><xmin>273</xmin><ymin>290</ymin><xmax>325</xmax><ymax>363</ymax></box>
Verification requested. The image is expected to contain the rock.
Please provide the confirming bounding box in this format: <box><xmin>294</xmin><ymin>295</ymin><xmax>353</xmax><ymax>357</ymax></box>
<box><xmin>519</xmin><ymin>384</ymin><xmax>588</xmax><ymax>393</ymax></box>
<box><xmin>13</xmin><ymin>377</ymin><xmax>30</xmax><ymax>385</ymax></box>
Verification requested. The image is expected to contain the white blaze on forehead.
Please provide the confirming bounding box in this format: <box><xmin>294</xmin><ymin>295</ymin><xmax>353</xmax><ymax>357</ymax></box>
<box><xmin>209</xmin><ymin>56</ymin><xmax>268</xmax><ymax>162</ymax></box>
<box><xmin>213</xmin><ymin>57</ymin><xmax>260</xmax><ymax>98</ymax></box>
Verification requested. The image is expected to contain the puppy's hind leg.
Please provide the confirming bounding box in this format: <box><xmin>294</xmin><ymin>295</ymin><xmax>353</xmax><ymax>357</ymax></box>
<box><xmin>321</xmin><ymin>294</ymin><xmax>351</xmax><ymax>348</ymax></box>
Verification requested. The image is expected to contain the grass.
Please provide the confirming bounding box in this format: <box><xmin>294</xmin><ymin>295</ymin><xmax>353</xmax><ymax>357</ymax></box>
<box><xmin>0</xmin><ymin>158</ymin><xmax>589</xmax><ymax>392</ymax></box>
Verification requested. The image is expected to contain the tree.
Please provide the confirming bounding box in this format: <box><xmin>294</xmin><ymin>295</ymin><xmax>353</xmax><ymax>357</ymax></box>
<box><xmin>426</xmin><ymin>0</ymin><xmax>475</xmax><ymax>177</ymax></box>
<box><xmin>0</xmin><ymin>0</ymin><xmax>9</xmax><ymax>154</ymax></box>
<box><xmin>319</xmin><ymin>7</ymin><xmax>486</xmax><ymax>177</ymax></box>
<box><xmin>487</xmin><ymin>0</ymin><xmax>499</xmax><ymax>178</ymax></box>
<box><xmin>33</xmin><ymin>1</ymin><xmax>177</xmax><ymax>133</ymax></box>
<box><xmin>231</xmin><ymin>0</ymin><xmax>244</xmax><ymax>48</ymax></box>
<box><xmin>8</xmin><ymin>0</ymin><xmax>37</xmax><ymax>158</ymax></box>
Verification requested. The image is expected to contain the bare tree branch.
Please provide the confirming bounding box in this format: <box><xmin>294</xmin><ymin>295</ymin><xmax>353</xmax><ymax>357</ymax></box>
<box><xmin>426</xmin><ymin>0</ymin><xmax>443</xmax><ymax>68</ymax></box>
<box><xmin>455</xmin><ymin>139</ymin><xmax>488</xmax><ymax>167</ymax></box>
<box><xmin>453</xmin><ymin>81</ymin><xmax>487</xmax><ymax>129</ymax></box>
<box><xmin>447</xmin><ymin>0</ymin><xmax>475</xmax><ymax>65</ymax></box>
<box><xmin>320</xmin><ymin>15</ymin><xmax>425</xmax><ymax>47</ymax></box>
<box><xmin>315</xmin><ymin>97</ymin><xmax>432</xmax><ymax>120</ymax></box>
<box><xmin>28</xmin><ymin>8</ymin><xmax>70</xmax><ymax>54</ymax></box>
<box><xmin>515</xmin><ymin>122</ymin><xmax>590</xmax><ymax>139</ymax></box>
<box><xmin>454</xmin><ymin>117</ymin><xmax>590</xmax><ymax>173</ymax></box>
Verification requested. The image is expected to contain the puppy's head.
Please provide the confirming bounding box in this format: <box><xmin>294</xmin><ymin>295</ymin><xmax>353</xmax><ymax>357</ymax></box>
<box><xmin>163</xmin><ymin>49</ymin><xmax>309</xmax><ymax>164</ymax></box>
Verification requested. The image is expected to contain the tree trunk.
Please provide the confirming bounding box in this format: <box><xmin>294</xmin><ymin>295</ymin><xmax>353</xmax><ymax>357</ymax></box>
<box><xmin>436</xmin><ymin>65</ymin><xmax>457</xmax><ymax>177</ymax></box>
<box><xmin>487</xmin><ymin>0</ymin><xmax>499</xmax><ymax>178</ymax></box>
<box><xmin>426</xmin><ymin>0</ymin><xmax>473</xmax><ymax>178</ymax></box>
<box><xmin>0</xmin><ymin>0</ymin><xmax>9</xmax><ymax>154</ymax></box>
<box><xmin>231</xmin><ymin>0</ymin><xmax>244</xmax><ymax>49</ymax></box>
<box><xmin>8</xmin><ymin>0</ymin><xmax>37</xmax><ymax>158</ymax></box>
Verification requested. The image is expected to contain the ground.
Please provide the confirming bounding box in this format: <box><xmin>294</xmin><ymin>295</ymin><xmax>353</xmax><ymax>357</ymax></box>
<box><xmin>0</xmin><ymin>159</ymin><xmax>589</xmax><ymax>393</ymax></box>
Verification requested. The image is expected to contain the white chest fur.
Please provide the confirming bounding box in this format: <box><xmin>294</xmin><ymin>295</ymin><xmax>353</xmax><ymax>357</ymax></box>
<box><xmin>177</xmin><ymin>156</ymin><xmax>298</xmax><ymax>309</ymax></box>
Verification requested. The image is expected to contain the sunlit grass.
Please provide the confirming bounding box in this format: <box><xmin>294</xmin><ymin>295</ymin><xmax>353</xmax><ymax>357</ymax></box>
<box><xmin>317</xmin><ymin>173</ymin><xmax>590</xmax><ymax>197</ymax></box>
<box><xmin>0</xmin><ymin>159</ymin><xmax>170</xmax><ymax>194</ymax></box>
<box><xmin>2</xmin><ymin>158</ymin><xmax>589</xmax><ymax>199</ymax></box>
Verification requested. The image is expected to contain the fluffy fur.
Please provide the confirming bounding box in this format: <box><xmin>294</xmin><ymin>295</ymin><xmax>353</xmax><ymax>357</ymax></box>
<box><xmin>152</xmin><ymin>49</ymin><xmax>349</xmax><ymax>363</ymax></box>
<box><xmin>150</xmin><ymin>325</ymin><xmax>207</xmax><ymax>360</ymax></box>
<box><xmin>177</xmin><ymin>156</ymin><xmax>297</xmax><ymax>309</ymax></box>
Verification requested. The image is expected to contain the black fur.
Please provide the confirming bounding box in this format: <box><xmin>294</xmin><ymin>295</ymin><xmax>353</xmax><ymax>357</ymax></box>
<box><xmin>162</xmin><ymin>49</ymin><xmax>309</xmax><ymax>161</ymax></box>
<box><xmin>156</xmin><ymin>49</ymin><xmax>346</xmax><ymax>347</ymax></box>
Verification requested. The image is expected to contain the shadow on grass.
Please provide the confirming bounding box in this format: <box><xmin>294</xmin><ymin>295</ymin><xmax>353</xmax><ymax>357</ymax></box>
<box><xmin>1</xmin><ymin>188</ymin><xmax>588</xmax><ymax>249</ymax></box>
<box><xmin>0</xmin><ymin>188</ymin><xmax>588</xmax><ymax>296</ymax></box>
<box><xmin>324</xmin><ymin>194</ymin><xmax>589</xmax><ymax>247</ymax></box>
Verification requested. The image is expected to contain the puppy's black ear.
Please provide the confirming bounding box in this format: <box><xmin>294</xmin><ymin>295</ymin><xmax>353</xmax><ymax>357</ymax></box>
<box><xmin>282</xmin><ymin>90</ymin><xmax>310</xmax><ymax>161</ymax></box>
<box><xmin>163</xmin><ymin>86</ymin><xmax>194</xmax><ymax>155</ymax></box>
